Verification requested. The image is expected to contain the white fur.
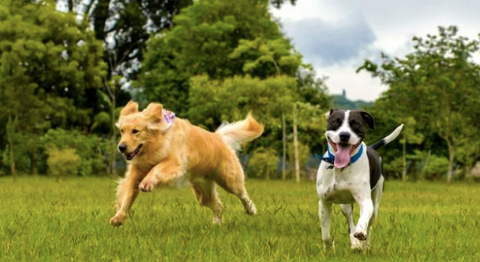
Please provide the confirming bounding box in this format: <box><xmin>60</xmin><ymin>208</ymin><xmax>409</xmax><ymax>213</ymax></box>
<box><xmin>215</xmin><ymin>114</ymin><xmax>260</xmax><ymax>151</ymax></box>
<box><xmin>383</xmin><ymin>124</ymin><xmax>404</xmax><ymax>144</ymax></box>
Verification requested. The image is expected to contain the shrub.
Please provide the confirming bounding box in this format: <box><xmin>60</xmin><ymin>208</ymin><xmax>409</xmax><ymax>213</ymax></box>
<box><xmin>248</xmin><ymin>147</ymin><xmax>278</xmax><ymax>179</ymax></box>
<box><xmin>420</xmin><ymin>155</ymin><xmax>449</xmax><ymax>180</ymax></box>
<box><xmin>42</xmin><ymin>129</ymin><xmax>106</xmax><ymax>176</ymax></box>
<box><xmin>383</xmin><ymin>157</ymin><xmax>403</xmax><ymax>180</ymax></box>
<box><xmin>46</xmin><ymin>148</ymin><xmax>81</xmax><ymax>178</ymax></box>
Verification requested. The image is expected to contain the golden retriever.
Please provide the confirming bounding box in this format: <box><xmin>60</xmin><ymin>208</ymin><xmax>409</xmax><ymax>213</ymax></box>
<box><xmin>109</xmin><ymin>101</ymin><xmax>264</xmax><ymax>226</ymax></box>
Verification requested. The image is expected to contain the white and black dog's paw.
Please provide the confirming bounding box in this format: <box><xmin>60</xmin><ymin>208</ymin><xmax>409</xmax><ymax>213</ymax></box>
<box><xmin>354</xmin><ymin>229</ymin><xmax>368</xmax><ymax>241</ymax></box>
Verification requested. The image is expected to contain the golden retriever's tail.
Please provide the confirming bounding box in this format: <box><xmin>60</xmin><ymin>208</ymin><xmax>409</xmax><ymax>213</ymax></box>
<box><xmin>216</xmin><ymin>113</ymin><xmax>264</xmax><ymax>151</ymax></box>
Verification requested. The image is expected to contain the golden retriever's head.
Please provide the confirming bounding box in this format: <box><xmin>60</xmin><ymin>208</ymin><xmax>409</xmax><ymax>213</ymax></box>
<box><xmin>116</xmin><ymin>101</ymin><xmax>170</xmax><ymax>161</ymax></box>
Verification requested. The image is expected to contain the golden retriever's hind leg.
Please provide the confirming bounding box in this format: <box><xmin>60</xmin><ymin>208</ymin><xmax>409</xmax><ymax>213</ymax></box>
<box><xmin>217</xmin><ymin>163</ymin><xmax>257</xmax><ymax>216</ymax></box>
<box><xmin>192</xmin><ymin>179</ymin><xmax>223</xmax><ymax>224</ymax></box>
<box><xmin>239</xmin><ymin>190</ymin><xmax>257</xmax><ymax>216</ymax></box>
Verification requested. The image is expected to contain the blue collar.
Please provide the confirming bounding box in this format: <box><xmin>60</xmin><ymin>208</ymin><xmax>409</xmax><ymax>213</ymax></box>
<box><xmin>319</xmin><ymin>144</ymin><xmax>364</xmax><ymax>167</ymax></box>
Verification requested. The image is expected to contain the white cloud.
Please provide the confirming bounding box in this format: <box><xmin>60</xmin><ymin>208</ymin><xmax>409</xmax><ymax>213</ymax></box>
<box><xmin>281</xmin><ymin>14</ymin><xmax>375</xmax><ymax>66</ymax></box>
<box><xmin>272</xmin><ymin>0</ymin><xmax>480</xmax><ymax>101</ymax></box>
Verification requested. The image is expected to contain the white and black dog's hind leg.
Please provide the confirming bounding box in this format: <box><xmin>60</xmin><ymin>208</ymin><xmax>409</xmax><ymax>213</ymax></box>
<box><xmin>319</xmin><ymin>199</ymin><xmax>335</xmax><ymax>251</ymax></box>
<box><xmin>367</xmin><ymin>175</ymin><xmax>385</xmax><ymax>246</ymax></box>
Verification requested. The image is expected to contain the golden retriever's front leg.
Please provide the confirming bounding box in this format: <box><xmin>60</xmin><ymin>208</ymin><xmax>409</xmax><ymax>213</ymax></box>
<box><xmin>139</xmin><ymin>160</ymin><xmax>183</xmax><ymax>192</ymax></box>
<box><xmin>110</xmin><ymin>166</ymin><xmax>145</xmax><ymax>226</ymax></box>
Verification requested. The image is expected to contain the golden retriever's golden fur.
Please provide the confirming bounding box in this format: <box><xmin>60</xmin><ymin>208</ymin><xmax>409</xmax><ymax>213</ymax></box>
<box><xmin>110</xmin><ymin>101</ymin><xmax>264</xmax><ymax>226</ymax></box>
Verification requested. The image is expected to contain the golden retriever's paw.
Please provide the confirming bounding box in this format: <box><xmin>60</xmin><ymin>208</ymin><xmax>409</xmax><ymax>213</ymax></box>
<box><xmin>109</xmin><ymin>216</ymin><xmax>125</xmax><ymax>226</ymax></box>
<box><xmin>139</xmin><ymin>178</ymin><xmax>157</xmax><ymax>192</ymax></box>
<box><xmin>246</xmin><ymin>203</ymin><xmax>257</xmax><ymax>215</ymax></box>
<box><xmin>212</xmin><ymin>216</ymin><xmax>223</xmax><ymax>225</ymax></box>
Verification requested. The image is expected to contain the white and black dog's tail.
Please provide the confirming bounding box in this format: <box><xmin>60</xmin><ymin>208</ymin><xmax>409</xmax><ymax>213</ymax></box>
<box><xmin>370</xmin><ymin>124</ymin><xmax>404</xmax><ymax>150</ymax></box>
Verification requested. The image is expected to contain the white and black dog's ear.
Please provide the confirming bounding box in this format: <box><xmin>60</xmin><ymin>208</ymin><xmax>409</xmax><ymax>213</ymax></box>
<box><xmin>326</xmin><ymin>108</ymin><xmax>336</xmax><ymax>120</ymax></box>
<box><xmin>360</xmin><ymin>111</ymin><xmax>375</xmax><ymax>130</ymax></box>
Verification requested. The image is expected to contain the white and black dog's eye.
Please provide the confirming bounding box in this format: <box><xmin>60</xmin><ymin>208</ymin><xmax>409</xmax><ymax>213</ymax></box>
<box><xmin>350</xmin><ymin>120</ymin><xmax>359</xmax><ymax>127</ymax></box>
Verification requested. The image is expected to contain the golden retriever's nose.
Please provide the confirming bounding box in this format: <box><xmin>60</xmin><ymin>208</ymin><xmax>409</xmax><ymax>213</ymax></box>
<box><xmin>118</xmin><ymin>144</ymin><xmax>127</xmax><ymax>153</ymax></box>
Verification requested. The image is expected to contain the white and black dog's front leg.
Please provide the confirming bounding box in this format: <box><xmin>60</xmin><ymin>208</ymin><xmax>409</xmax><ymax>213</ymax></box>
<box><xmin>319</xmin><ymin>199</ymin><xmax>334</xmax><ymax>250</ymax></box>
<box><xmin>352</xmin><ymin>191</ymin><xmax>374</xmax><ymax>240</ymax></box>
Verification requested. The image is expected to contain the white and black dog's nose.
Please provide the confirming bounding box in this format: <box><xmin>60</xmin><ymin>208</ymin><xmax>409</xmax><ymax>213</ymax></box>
<box><xmin>339</xmin><ymin>132</ymin><xmax>351</xmax><ymax>143</ymax></box>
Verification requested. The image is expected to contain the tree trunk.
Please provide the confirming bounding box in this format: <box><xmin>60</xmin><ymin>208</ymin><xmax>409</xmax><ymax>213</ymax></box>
<box><xmin>446</xmin><ymin>138</ymin><xmax>455</xmax><ymax>183</ymax></box>
<box><xmin>447</xmin><ymin>153</ymin><xmax>455</xmax><ymax>183</ymax></box>
<box><xmin>93</xmin><ymin>0</ymin><xmax>112</xmax><ymax>41</ymax></box>
<box><xmin>110</xmin><ymin>89</ymin><xmax>117</xmax><ymax>177</ymax></box>
<box><xmin>30</xmin><ymin>152</ymin><xmax>37</xmax><ymax>176</ymax></box>
<box><xmin>293</xmin><ymin>104</ymin><xmax>300</xmax><ymax>183</ymax></box>
<box><xmin>9</xmin><ymin>145</ymin><xmax>16</xmax><ymax>180</ymax></box>
<box><xmin>282</xmin><ymin>113</ymin><xmax>286</xmax><ymax>180</ymax></box>
<box><xmin>67</xmin><ymin>0</ymin><xmax>74</xmax><ymax>12</ymax></box>
<box><xmin>402</xmin><ymin>133</ymin><xmax>407</xmax><ymax>182</ymax></box>
<box><xmin>418</xmin><ymin>149</ymin><xmax>431</xmax><ymax>180</ymax></box>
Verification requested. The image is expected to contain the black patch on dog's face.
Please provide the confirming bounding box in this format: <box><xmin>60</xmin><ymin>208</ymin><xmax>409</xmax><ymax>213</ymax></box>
<box><xmin>327</xmin><ymin>109</ymin><xmax>345</xmax><ymax>131</ymax></box>
<box><xmin>348</xmin><ymin>111</ymin><xmax>375</xmax><ymax>140</ymax></box>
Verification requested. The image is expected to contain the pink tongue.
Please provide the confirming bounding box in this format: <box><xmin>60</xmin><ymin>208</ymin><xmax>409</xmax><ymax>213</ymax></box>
<box><xmin>334</xmin><ymin>146</ymin><xmax>351</xmax><ymax>169</ymax></box>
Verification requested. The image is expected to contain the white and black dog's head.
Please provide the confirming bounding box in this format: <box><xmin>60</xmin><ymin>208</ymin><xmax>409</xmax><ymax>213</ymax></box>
<box><xmin>325</xmin><ymin>109</ymin><xmax>374</xmax><ymax>168</ymax></box>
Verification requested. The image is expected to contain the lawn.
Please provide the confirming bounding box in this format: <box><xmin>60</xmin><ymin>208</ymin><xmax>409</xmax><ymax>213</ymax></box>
<box><xmin>0</xmin><ymin>176</ymin><xmax>479</xmax><ymax>261</ymax></box>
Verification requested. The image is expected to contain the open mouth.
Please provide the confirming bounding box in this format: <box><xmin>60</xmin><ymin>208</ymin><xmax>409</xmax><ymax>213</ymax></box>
<box><xmin>327</xmin><ymin>137</ymin><xmax>361</xmax><ymax>154</ymax></box>
<box><xmin>327</xmin><ymin>137</ymin><xmax>362</xmax><ymax>168</ymax></box>
<box><xmin>124</xmin><ymin>144</ymin><xmax>143</xmax><ymax>160</ymax></box>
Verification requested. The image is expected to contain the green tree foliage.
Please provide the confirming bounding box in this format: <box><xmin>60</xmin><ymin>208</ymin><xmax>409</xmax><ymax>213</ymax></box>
<box><xmin>56</xmin><ymin>0</ymin><xmax>193</xmax><ymax>78</ymax></box>
<box><xmin>139</xmin><ymin>0</ymin><xmax>301</xmax><ymax>115</ymax></box>
<box><xmin>188</xmin><ymin>75</ymin><xmax>295</xmax><ymax>129</ymax></box>
<box><xmin>0</xmin><ymin>0</ymin><xmax>107</xmax><ymax>174</ymax></box>
<box><xmin>360</xmin><ymin>26</ymin><xmax>480</xmax><ymax>181</ymax></box>
<box><xmin>0</xmin><ymin>0</ymin><xmax>106</xmax><ymax>130</ymax></box>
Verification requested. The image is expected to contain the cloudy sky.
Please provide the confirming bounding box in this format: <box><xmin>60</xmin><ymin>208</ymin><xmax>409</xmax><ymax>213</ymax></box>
<box><xmin>271</xmin><ymin>0</ymin><xmax>480</xmax><ymax>101</ymax></box>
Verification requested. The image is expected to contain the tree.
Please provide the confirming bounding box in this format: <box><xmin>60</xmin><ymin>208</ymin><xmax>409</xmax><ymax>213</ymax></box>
<box><xmin>0</xmin><ymin>0</ymin><xmax>106</xmax><ymax>174</ymax></box>
<box><xmin>138</xmin><ymin>0</ymin><xmax>301</xmax><ymax>115</ymax></box>
<box><xmin>359</xmin><ymin>26</ymin><xmax>480</xmax><ymax>182</ymax></box>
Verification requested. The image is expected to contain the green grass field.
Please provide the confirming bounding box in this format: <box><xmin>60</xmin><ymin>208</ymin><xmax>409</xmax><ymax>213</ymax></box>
<box><xmin>0</xmin><ymin>177</ymin><xmax>479</xmax><ymax>261</ymax></box>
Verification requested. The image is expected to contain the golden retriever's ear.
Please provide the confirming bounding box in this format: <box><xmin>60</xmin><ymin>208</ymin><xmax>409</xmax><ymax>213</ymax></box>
<box><xmin>143</xmin><ymin>103</ymin><xmax>163</xmax><ymax>123</ymax></box>
<box><xmin>120</xmin><ymin>100</ymin><xmax>139</xmax><ymax>116</ymax></box>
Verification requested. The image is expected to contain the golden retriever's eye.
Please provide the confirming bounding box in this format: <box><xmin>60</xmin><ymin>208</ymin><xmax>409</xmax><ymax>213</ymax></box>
<box><xmin>132</xmin><ymin>129</ymin><xmax>139</xmax><ymax>134</ymax></box>
<box><xmin>120</xmin><ymin>129</ymin><xmax>124</xmax><ymax>134</ymax></box>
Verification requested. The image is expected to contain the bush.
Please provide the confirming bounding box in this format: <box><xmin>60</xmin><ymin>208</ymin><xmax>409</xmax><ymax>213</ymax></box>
<box><xmin>420</xmin><ymin>155</ymin><xmax>449</xmax><ymax>180</ymax></box>
<box><xmin>42</xmin><ymin>129</ymin><xmax>106</xmax><ymax>176</ymax></box>
<box><xmin>248</xmin><ymin>147</ymin><xmax>278</xmax><ymax>179</ymax></box>
<box><xmin>383</xmin><ymin>157</ymin><xmax>403</xmax><ymax>180</ymax></box>
<box><xmin>46</xmin><ymin>148</ymin><xmax>81</xmax><ymax>178</ymax></box>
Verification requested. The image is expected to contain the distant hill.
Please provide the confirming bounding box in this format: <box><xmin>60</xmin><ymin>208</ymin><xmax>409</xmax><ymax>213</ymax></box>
<box><xmin>331</xmin><ymin>92</ymin><xmax>374</xmax><ymax>110</ymax></box>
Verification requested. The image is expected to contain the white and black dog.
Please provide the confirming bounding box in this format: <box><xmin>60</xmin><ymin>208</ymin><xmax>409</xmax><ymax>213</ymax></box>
<box><xmin>316</xmin><ymin>109</ymin><xmax>403</xmax><ymax>251</ymax></box>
